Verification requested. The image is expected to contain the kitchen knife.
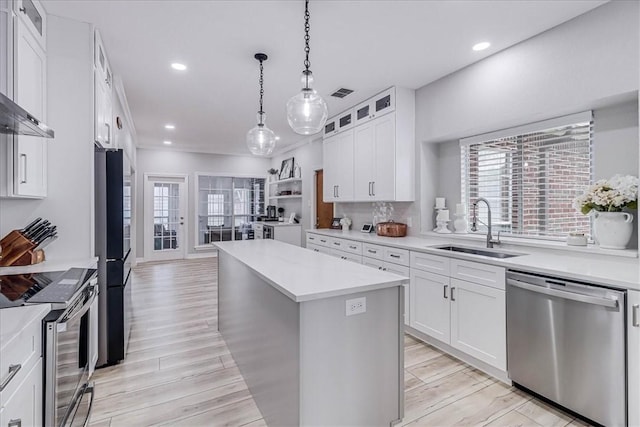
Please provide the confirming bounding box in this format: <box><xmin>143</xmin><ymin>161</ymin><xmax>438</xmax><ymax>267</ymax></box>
<box><xmin>25</xmin><ymin>221</ymin><xmax>50</xmax><ymax>239</ymax></box>
<box><xmin>31</xmin><ymin>227</ymin><xmax>52</xmax><ymax>244</ymax></box>
<box><xmin>21</xmin><ymin>218</ymin><xmax>42</xmax><ymax>234</ymax></box>
<box><xmin>36</xmin><ymin>235</ymin><xmax>57</xmax><ymax>250</ymax></box>
<box><xmin>35</xmin><ymin>227</ymin><xmax>56</xmax><ymax>245</ymax></box>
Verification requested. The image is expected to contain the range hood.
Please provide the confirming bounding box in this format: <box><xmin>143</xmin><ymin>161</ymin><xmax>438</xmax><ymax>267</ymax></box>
<box><xmin>0</xmin><ymin>92</ymin><xmax>54</xmax><ymax>138</ymax></box>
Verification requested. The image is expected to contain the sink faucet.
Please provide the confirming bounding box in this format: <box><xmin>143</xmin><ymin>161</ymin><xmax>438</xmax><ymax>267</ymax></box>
<box><xmin>471</xmin><ymin>197</ymin><xmax>501</xmax><ymax>248</ymax></box>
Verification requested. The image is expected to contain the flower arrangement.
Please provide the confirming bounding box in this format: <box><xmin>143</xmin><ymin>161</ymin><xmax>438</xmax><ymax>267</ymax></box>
<box><xmin>573</xmin><ymin>174</ymin><xmax>638</xmax><ymax>215</ymax></box>
<box><xmin>339</xmin><ymin>217</ymin><xmax>352</xmax><ymax>229</ymax></box>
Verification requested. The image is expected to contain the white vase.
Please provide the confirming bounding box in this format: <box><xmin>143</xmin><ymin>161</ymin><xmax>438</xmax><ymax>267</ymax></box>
<box><xmin>593</xmin><ymin>211</ymin><xmax>634</xmax><ymax>249</ymax></box>
<box><xmin>341</xmin><ymin>225</ymin><xmax>349</xmax><ymax>232</ymax></box>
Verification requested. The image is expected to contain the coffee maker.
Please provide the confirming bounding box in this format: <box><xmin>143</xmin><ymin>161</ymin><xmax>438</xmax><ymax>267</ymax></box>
<box><xmin>266</xmin><ymin>205</ymin><xmax>277</xmax><ymax>221</ymax></box>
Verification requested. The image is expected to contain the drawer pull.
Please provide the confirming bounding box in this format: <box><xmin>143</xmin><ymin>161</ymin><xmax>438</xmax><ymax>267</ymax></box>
<box><xmin>8</xmin><ymin>419</ymin><xmax>22</xmax><ymax>427</ymax></box>
<box><xmin>389</xmin><ymin>254</ymin><xmax>401</xmax><ymax>258</ymax></box>
<box><xmin>349</xmin><ymin>245</ymin><xmax>357</xmax><ymax>250</ymax></box>
<box><xmin>367</xmin><ymin>249</ymin><xmax>377</xmax><ymax>254</ymax></box>
<box><xmin>320</xmin><ymin>239</ymin><xmax>327</xmax><ymax>243</ymax></box>
<box><xmin>0</xmin><ymin>364</ymin><xmax>21</xmax><ymax>392</ymax></box>
<box><xmin>334</xmin><ymin>242</ymin><xmax>340</xmax><ymax>246</ymax></box>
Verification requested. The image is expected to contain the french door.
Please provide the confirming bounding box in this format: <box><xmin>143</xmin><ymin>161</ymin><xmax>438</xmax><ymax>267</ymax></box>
<box><xmin>144</xmin><ymin>174</ymin><xmax>188</xmax><ymax>261</ymax></box>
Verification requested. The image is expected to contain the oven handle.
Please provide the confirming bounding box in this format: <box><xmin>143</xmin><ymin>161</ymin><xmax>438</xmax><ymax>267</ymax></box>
<box><xmin>507</xmin><ymin>278</ymin><xmax>619</xmax><ymax>308</ymax></box>
<box><xmin>57</xmin><ymin>287</ymin><xmax>98</xmax><ymax>332</ymax></box>
<box><xmin>60</xmin><ymin>383</ymin><xmax>95</xmax><ymax>427</ymax></box>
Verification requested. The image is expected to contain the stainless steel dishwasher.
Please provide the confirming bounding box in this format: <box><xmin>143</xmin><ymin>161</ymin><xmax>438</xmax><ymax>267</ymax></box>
<box><xmin>506</xmin><ymin>271</ymin><xmax>626</xmax><ymax>426</ymax></box>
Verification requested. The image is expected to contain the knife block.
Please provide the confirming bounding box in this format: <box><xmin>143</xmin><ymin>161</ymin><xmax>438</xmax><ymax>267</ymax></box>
<box><xmin>0</xmin><ymin>230</ymin><xmax>45</xmax><ymax>267</ymax></box>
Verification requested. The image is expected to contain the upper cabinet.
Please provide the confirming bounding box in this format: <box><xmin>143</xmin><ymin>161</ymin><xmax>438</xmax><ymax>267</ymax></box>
<box><xmin>1</xmin><ymin>0</ymin><xmax>48</xmax><ymax>198</ymax></box>
<box><xmin>323</xmin><ymin>87</ymin><xmax>415</xmax><ymax>203</ymax></box>
<box><xmin>94</xmin><ymin>30</ymin><xmax>113</xmax><ymax>147</ymax></box>
<box><xmin>354</xmin><ymin>87</ymin><xmax>395</xmax><ymax>126</ymax></box>
<box><xmin>15</xmin><ymin>0</ymin><xmax>45</xmax><ymax>49</ymax></box>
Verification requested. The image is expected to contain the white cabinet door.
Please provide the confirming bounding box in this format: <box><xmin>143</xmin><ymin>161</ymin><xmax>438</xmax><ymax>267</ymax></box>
<box><xmin>354</xmin><ymin>114</ymin><xmax>395</xmax><ymax>201</ymax></box>
<box><xmin>450</xmin><ymin>278</ymin><xmax>506</xmax><ymax>370</ymax></box>
<box><xmin>371</xmin><ymin>114</ymin><xmax>395</xmax><ymax>201</ymax></box>
<box><xmin>94</xmin><ymin>70</ymin><xmax>113</xmax><ymax>147</ymax></box>
<box><xmin>353</xmin><ymin>122</ymin><xmax>375</xmax><ymax>200</ymax></box>
<box><xmin>410</xmin><ymin>269</ymin><xmax>450</xmax><ymax>343</ymax></box>
<box><xmin>15</xmin><ymin>0</ymin><xmax>46</xmax><ymax>50</ymax></box>
<box><xmin>13</xmin><ymin>15</ymin><xmax>46</xmax><ymax>198</ymax></box>
<box><xmin>322</xmin><ymin>130</ymin><xmax>354</xmax><ymax>202</ymax></box>
<box><xmin>0</xmin><ymin>358</ymin><xmax>43</xmax><ymax>427</ymax></box>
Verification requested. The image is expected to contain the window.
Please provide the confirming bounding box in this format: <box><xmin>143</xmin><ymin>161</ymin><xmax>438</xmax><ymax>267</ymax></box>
<box><xmin>197</xmin><ymin>175</ymin><xmax>265</xmax><ymax>244</ymax></box>
<box><xmin>461</xmin><ymin>111</ymin><xmax>593</xmax><ymax>240</ymax></box>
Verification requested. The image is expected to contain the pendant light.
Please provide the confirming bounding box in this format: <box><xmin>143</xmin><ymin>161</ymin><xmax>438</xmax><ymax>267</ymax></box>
<box><xmin>286</xmin><ymin>0</ymin><xmax>328</xmax><ymax>135</ymax></box>
<box><xmin>247</xmin><ymin>53</ymin><xmax>277</xmax><ymax>156</ymax></box>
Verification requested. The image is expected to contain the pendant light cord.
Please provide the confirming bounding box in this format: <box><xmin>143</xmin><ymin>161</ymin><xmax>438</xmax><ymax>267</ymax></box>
<box><xmin>304</xmin><ymin>0</ymin><xmax>311</xmax><ymax>72</ymax></box>
<box><xmin>259</xmin><ymin>59</ymin><xmax>264</xmax><ymax>118</ymax></box>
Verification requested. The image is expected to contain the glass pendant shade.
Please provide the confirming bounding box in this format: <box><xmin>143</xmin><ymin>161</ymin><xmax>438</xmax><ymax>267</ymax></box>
<box><xmin>286</xmin><ymin>71</ymin><xmax>328</xmax><ymax>135</ymax></box>
<box><xmin>246</xmin><ymin>112</ymin><xmax>276</xmax><ymax>156</ymax></box>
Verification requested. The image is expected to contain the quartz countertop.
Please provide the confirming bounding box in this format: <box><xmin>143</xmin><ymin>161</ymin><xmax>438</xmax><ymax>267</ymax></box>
<box><xmin>306</xmin><ymin>229</ymin><xmax>640</xmax><ymax>291</ymax></box>
<box><xmin>0</xmin><ymin>257</ymin><xmax>98</xmax><ymax>275</ymax></box>
<box><xmin>214</xmin><ymin>239</ymin><xmax>407</xmax><ymax>302</ymax></box>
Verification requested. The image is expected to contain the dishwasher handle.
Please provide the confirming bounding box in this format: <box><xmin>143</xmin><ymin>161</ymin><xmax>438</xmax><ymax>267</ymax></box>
<box><xmin>507</xmin><ymin>278</ymin><xmax>619</xmax><ymax>308</ymax></box>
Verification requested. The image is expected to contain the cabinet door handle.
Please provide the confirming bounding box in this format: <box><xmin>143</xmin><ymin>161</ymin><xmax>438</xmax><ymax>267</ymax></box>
<box><xmin>19</xmin><ymin>153</ymin><xmax>27</xmax><ymax>183</ymax></box>
<box><xmin>0</xmin><ymin>364</ymin><xmax>21</xmax><ymax>392</ymax></box>
<box><xmin>336</xmin><ymin>185</ymin><xmax>339</xmax><ymax>198</ymax></box>
<box><xmin>443</xmin><ymin>284</ymin><xmax>448</xmax><ymax>299</ymax></box>
<box><xmin>19</xmin><ymin>6</ymin><xmax>25</xmax><ymax>13</ymax></box>
<box><xmin>633</xmin><ymin>304</ymin><xmax>639</xmax><ymax>327</ymax></box>
<box><xmin>389</xmin><ymin>254</ymin><xmax>400</xmax><ymax>258</ymax></box>
<box><xmin>371</xmin><ymin>181</ymin><xmax>375</xmax><ymax>196</ymax></box>
<box><xmin>368</xmin><ymin>182</ymin><xmax>372</xmax><ymax>196</ymax></box>
<box><xmin>105</xmin><ymin>123</ymin><xmax>111</xmax><ymax>144</ymax></box>
<box><xmin>450</xmin><ymin>287</ymin><xmax>456</xmax><ymax>301</ymax></box>
<box><xmin>8</xmin><ymin>419</ymin><xmax>22</xmax><ymax>427</ymax></box>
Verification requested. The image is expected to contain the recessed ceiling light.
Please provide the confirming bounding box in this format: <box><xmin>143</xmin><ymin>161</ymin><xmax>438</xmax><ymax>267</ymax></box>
<box><xmin>275</xmin><ymin>136</ymin><xmax>280</xmax><ymax>141</ymax></box>
<box><xmin>472</xmin><ymin>42</ymin><xmax>491</xmax><ymax>51</ymax></box>
<box><xmin>171</xmin><ymin>63</ymin><xmax>187</xmax><ymax>71</ymax></box>
<box><xmin>163</xmin><ymin>140</ymin><xmax>172</xmax><ymax>145</ymax></box>
<box><xmin>164</xmin><ymin>124</ymin><xmax>175</xmax><ymax>130</ymax></box>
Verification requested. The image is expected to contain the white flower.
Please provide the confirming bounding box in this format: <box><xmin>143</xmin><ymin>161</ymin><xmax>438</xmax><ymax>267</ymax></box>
<box><xmin>340</xmin><ymin>217</ymin><xmax>352</xmax><ymax>227</ymax></box>
<box><xmin>573</xmin><ymin>174</ymin><xmax>638</xmax><ymax>214</ymax></box>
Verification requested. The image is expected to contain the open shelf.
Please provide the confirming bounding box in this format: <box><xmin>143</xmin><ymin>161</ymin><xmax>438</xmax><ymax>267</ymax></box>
<box><xmin>269</xmin><ymin>195</ymin><xmax>302</xmax><ymax>200</ymax></box>
<box><xmin>269</xmin><ymin>177</ymin><xmax>302</xmax><ymax>186</ymax></box>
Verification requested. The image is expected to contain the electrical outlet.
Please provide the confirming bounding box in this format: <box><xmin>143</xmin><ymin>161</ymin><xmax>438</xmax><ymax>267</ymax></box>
<box><xmin>346</xmin><ymin>297</ymin><xmax>366</xmax><ymax>316</ymax></box>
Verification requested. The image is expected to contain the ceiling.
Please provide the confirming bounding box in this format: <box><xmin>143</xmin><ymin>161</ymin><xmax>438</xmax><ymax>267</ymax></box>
<box><xmin>43</xmin><ymin>0</ymin><xmax>606</xmax><ymax>157</ymax></box>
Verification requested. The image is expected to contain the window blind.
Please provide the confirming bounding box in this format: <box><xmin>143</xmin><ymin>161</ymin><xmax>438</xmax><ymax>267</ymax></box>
<box><xmin>461</xmin><ymin>112</ymin><xmax>593</xmax><ymax>239</ymax></box>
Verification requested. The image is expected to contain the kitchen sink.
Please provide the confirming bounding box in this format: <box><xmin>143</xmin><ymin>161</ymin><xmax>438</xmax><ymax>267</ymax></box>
<box><xmin>432</xmin><ymin>245</ymin><xmax>523</xmax><ymax>259</ymax></box>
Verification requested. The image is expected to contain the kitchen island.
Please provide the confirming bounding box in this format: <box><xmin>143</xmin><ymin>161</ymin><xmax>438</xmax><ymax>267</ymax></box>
<box><xmin>215</xmin><ymin>239</ymin><xmax>408</xmax><ymax>427</ymax></box>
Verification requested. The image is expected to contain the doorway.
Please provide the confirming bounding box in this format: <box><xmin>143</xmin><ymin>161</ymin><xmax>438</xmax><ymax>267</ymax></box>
<box><xmin>315</xmin><ymin>170</ymin><xmax>334</xmax><ymax>228</ymax></box>
<box><xmin>144</xmin><ymin>174</ymin><xmax>188</xmax><ymax>261</ymax></box>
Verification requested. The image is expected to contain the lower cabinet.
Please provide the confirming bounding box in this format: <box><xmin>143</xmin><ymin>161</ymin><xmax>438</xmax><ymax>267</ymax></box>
<box><xmin>0</xmin><ymin>358</ymin><xmax>43</xmax><ymax>427</ymax></box>
<box><xmin>410</xmin><ymin>255</ymin><xmax>506</xmax><ymax>371</ymax></box>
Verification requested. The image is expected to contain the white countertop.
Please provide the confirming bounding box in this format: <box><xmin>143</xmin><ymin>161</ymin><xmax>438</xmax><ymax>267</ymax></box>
<box><xmin>0</xmin><ymin>257</ymin><xmax>98</xmax><ymax>275</ymax></box>
<box><xmin>307</xmin><ymin>229</ymin><xmax>640</xmax><ymax>291</ymax></box>
<box><xmin>214</xmin><ymin>239</ymin><xmax>408</xmax><ymax>302</ymax></box>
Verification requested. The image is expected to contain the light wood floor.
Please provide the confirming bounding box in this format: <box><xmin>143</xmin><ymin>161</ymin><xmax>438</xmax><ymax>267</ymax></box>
<box><xmin>89</xmin><ymin>258</ymin><xmax>590</xmax><ymax>427</ymax></box>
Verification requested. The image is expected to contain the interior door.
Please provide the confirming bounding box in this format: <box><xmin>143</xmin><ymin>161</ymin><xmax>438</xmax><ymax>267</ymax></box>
<box><xmin>315</xmin><ymin>170</ymin><xmax>333</xmax><ymax>228</ymax></box>
<box><xmin>144</xmin><ymin>175</ymin><xmax>188</xmax><ymax>261</ymax></box>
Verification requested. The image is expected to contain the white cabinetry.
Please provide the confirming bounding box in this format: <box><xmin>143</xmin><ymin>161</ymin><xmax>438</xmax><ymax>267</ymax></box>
<box><xmin>322</xmin><ymin>130</ymin><xmax>354</xmax><ymax>202</ymax></box>
<box><xmin>322</xmin><ymin>87</ymin><xmax>415</xmax><ymax>203</ymax></box>
<box><xmin>2</xmin><ymin>0</ymin><xmax>48</xmax><ymax>198</ymax></box>
<box><xmin>94</xmin><ymin>30</ymin><xmax>113</xmax><ymax>147</ymax></box>
<box><xmin>0</xmin><ymin>304</ymin><xmax>49</xmax><ymax>427</ymax></box>
<box><xmin>409</xmin><ymin>252</ymin><xmax>506</xmax><ymax>371</ymax></box>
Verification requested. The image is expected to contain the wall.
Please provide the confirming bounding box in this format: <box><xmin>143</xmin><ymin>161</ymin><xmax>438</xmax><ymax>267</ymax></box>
<box><xmin>270</xmin><ymin>138</ymin><xmax>323</xmax><ymax>246</ymax></box>
<box><xmin>0</xmin><ymin>15</ymin><xmax>95</xmax><ymax>262</ymax></box>
<box><xmin>416</xmin><ymin>0</ymin><xmax>639</xmax><ymax>234</ymax></box>
<box><xmin>135</xmin><ymin>148</ymin><xmax>270</xmax><ymax>259</ymax></box>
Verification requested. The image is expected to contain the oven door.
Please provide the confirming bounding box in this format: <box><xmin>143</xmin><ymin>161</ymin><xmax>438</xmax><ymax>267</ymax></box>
<box><xmin>46</xmin><ymin>285</ymin><xmax>97</xmax><ymax>427</ymax></box>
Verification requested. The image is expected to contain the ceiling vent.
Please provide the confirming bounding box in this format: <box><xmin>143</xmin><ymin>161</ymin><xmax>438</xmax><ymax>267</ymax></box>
<box><xmin>330</xmin><ymin>88</ymin><xmax>354</xmax><ymax>98</ymax></box>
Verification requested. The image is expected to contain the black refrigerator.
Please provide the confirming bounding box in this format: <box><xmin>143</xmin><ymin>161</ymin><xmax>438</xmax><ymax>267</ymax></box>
<box><xmin>95</xmin><ymin>148</ymin><xmax>132</xmax><ymax>367</ymax></box>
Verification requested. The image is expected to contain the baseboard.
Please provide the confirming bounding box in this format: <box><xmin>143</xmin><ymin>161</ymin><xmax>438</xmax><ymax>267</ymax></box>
<box><xmin>186</xmin><ymin>251</ymin><xmax>218</xmax><ymax>259</ymax></box>
<box><xmin>135</xmin><ymin>257</ymin><xmax>145</xmax><ymax>264</ymax></box>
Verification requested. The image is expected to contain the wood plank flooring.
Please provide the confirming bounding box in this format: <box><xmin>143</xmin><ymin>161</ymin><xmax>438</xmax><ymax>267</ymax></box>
<box><xmin>89</xmin><ymin>258</ymin><xmax>590</xmax><ymax>427</ymax></box>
